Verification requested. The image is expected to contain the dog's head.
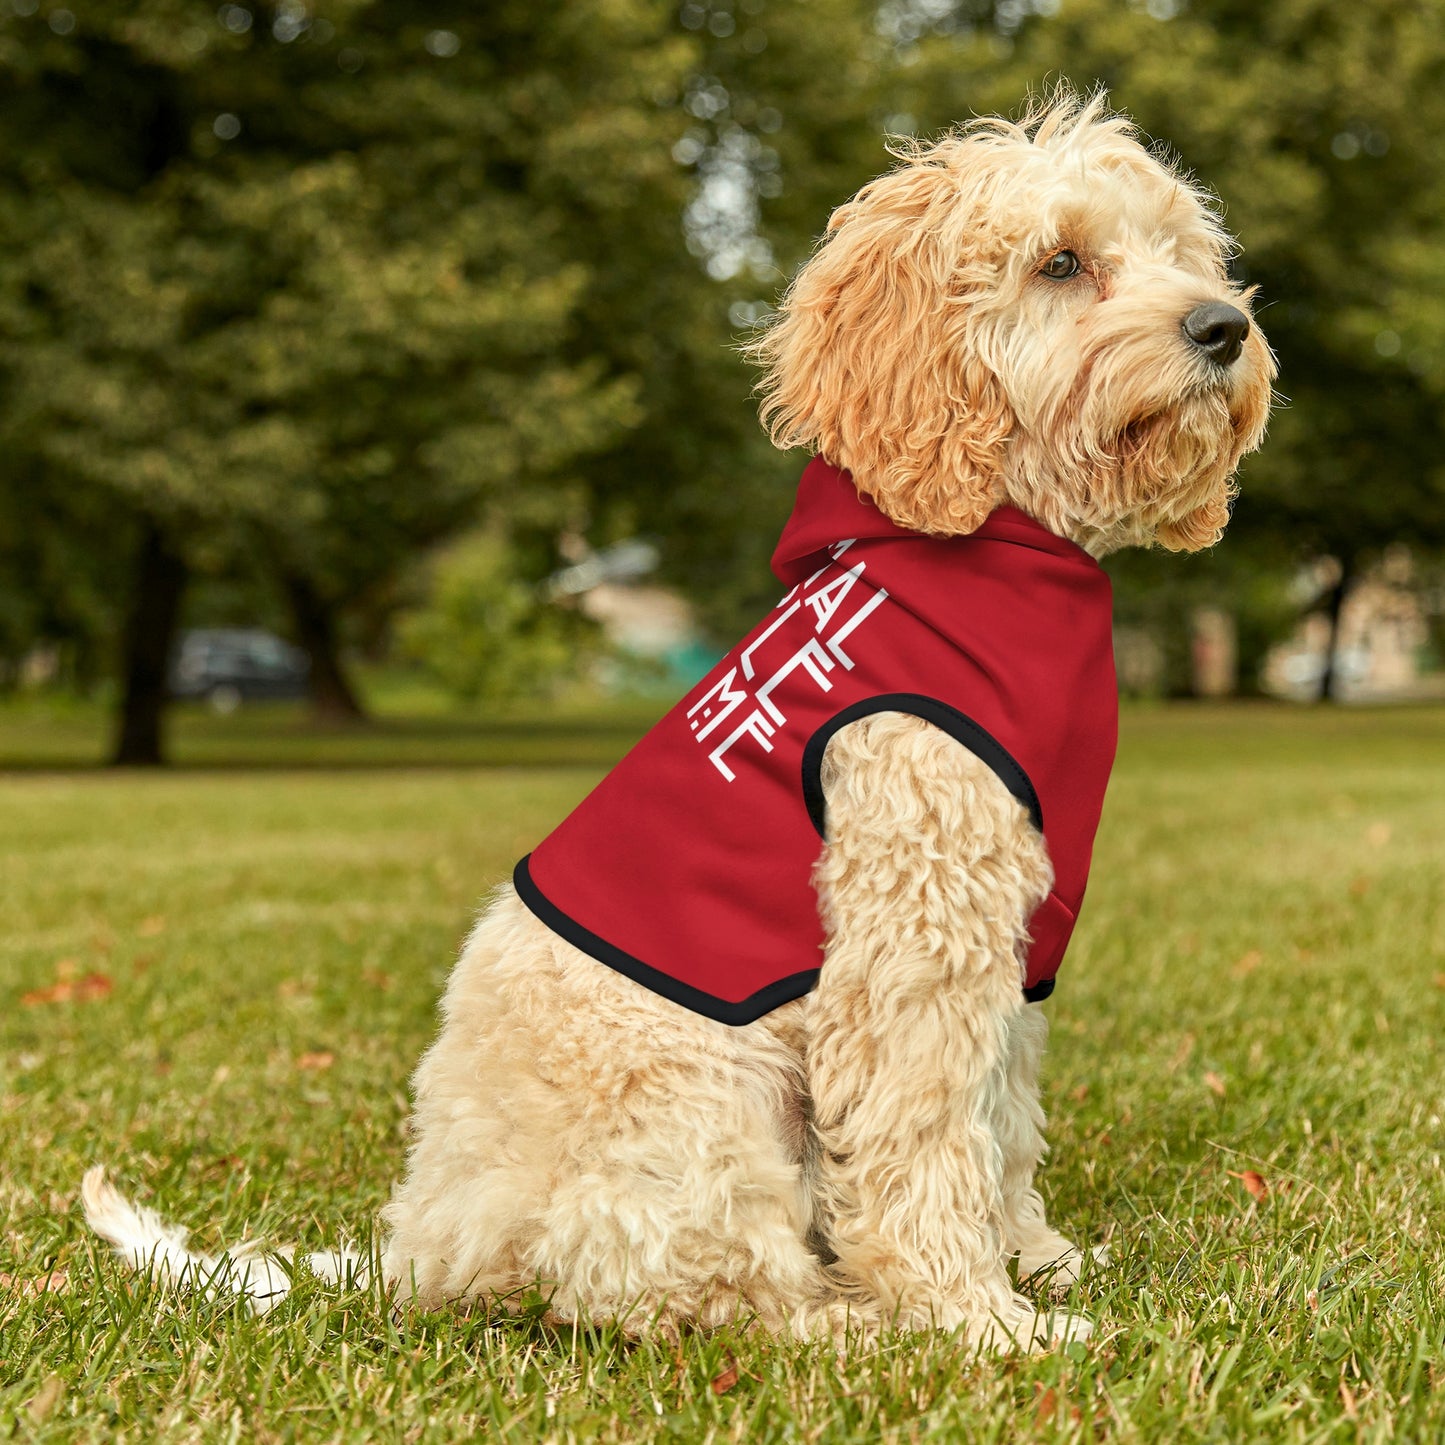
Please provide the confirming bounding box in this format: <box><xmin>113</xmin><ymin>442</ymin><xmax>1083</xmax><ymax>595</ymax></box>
<box><xmin>751</xmin><ymin>89</ymin><xmax>1275</xmax><ymax>554</ymax></box>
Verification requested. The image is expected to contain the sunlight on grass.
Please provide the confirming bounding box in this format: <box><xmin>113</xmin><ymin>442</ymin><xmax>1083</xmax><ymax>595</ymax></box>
<box><xmin>2</xmin><ymin>703</ymin><xmax>1442</xmax><ymax>1441</ymax></box>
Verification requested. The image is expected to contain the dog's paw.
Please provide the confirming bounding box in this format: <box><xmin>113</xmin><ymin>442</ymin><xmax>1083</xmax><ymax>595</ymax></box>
<box><xmin>1034</xmin><ymin>1309</ymin><xmax>1093</xmax><ymax>1347</ymax></box>
<box><xmin>970</xmin><ymin>1297</ymin><xmax>1093</xmax><ymax>1353</ymax></box>
<box><xmin>1018</xmin><ymin>1239</ymin><xmax>1110</xmax><ymax>1294</ymax></box>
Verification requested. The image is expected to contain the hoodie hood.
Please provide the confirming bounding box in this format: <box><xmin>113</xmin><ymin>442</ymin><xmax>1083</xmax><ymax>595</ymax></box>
<box><xmin>771</xmin><ymin>456</ymin><xmax>1099</xmax><ymax>587</ymax></box>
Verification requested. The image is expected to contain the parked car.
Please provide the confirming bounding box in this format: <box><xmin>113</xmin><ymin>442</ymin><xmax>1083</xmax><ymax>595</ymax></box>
<box><xmin>169</xmin><ymin>629</ymin><xmax>310</xmax><ymax>712</ymax></box>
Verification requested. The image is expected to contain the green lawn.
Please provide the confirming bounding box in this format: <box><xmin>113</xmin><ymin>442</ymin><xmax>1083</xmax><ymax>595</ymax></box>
<box><xmin>2</xmin><ymin>701</ymin><xmax>1443</xmax><ymax>1442</ymax></box>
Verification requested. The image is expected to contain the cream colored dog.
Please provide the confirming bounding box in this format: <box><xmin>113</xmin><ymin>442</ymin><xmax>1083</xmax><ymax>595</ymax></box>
<box><xmin>85</xmin><ymin>91</ymin><xmax>1273</xmax><ymax>1351</ymax></box>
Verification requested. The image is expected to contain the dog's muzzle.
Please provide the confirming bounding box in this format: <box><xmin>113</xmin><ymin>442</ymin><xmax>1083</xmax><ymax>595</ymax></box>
<box><xmin>1182</xmin><ymin>302</ymin><xmax>1250</xmax><ymax>367</ymax></box>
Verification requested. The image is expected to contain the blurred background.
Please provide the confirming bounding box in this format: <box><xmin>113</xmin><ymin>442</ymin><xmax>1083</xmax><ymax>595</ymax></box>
<box><xmin>2</xmin><ymin>0</ymin><xmax>1444</xmax><ymax>766</ymax></box>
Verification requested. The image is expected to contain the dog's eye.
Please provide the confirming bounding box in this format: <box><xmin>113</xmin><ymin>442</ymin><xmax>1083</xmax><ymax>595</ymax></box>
<box><xmin>1040</xmin><ymin>250</ymin><xmax>1081</xmax><ymax>280</ymax></box>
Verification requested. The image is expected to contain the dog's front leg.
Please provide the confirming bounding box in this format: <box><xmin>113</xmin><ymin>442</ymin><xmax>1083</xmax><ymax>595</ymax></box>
<box><xmin>805</xmin><ymin>713</ymin><xmax>1089</xmax><ymax>1350</ymax></box>
<box><xmin>993</xmin><ymin>1007</ymin><xmax>1099</xmax><ymax>1289</ymax></box>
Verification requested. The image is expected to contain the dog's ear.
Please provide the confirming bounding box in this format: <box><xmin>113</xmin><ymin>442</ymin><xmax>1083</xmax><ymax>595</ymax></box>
<box><xmin>749</xmin><ymin>150</ymin><xmax>1012</xmax><ymax>536</ymax></box>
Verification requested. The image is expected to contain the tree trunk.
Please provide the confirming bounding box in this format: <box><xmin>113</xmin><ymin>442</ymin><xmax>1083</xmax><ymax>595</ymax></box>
<box><xmin>1317</xmin><ymin>554</ymin><xmax>1355</xmax><ymax>703</ymax></box>
<box><xmin>283</xmin><ymin>572</ymin><xmax>367</xmax><ymax>724</ymax></box>
<box><xmin>111</xmin><ymin>521</ymin><xmax>187</xmax><ymax>766</ymax></box>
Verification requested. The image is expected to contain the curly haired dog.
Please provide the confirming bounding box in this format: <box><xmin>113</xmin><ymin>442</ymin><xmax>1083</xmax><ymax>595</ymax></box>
<box><xmin>85</xmin><ymin>91</ymin><xmax>1273</xmax><ymax>1351</ymax></box>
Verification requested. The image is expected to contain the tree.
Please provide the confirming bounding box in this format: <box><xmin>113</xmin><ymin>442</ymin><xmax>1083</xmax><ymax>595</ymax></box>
<box><xmin>891</xmin><ymin>0</ymin><xmax>1445</xmax><ymax>693</ymax></box>
<box><xmin>522</xmin><ymin>0</ymin><xmax>890</xmax><ymax>639</ymax></box>
<box><xmin>0</xmin><ymin>1</ymin><xmax>696</xmax><ymax>758</ymax></box>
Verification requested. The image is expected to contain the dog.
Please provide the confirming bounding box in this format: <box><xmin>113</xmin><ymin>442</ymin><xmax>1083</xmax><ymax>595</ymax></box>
<box><xmin>85</xmin><ymin>89</ymin><xmax>1274</xmax><ymax>1351</ymax></box>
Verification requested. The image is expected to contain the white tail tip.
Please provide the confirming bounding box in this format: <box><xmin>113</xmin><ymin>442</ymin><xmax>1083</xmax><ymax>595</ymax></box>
<box><xmin>81</xmin><ymin>1166</ymin><xmax>368</xmax><ymax>1315</ymax></box>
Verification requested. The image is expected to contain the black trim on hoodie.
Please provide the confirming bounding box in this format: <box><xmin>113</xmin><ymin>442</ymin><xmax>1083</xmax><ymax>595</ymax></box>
<box><xmin>513</xmin><ymin>855</ymin><xmax>821</xmax><ymax>1027</ymax></box>
<box><xmin>800</xmin><ymin>693</ymin><xmax>1044</xmax><ymax>838</ymax></box>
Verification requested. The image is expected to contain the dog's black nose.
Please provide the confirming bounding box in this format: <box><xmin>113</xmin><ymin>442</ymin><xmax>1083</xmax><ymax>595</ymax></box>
<box><xmin>1182</xmin><ymin>302</ymin><xmax>1250</xmax><ymax>367</ymax></box>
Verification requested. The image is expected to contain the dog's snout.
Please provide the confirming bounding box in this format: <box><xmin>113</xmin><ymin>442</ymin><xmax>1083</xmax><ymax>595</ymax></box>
<box><xmin>1182</xmin><ymin>302</ymin><xmax>1250</xmax><ymax>367</ymax></box>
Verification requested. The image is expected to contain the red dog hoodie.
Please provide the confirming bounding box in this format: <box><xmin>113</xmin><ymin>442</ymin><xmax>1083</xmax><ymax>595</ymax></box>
<box><xmin>516</xmin><ymin>457</ymin><xmax>1118</xmax><ymax>1025</ymax></box>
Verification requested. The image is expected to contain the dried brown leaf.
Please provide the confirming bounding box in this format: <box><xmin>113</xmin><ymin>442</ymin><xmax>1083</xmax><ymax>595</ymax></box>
<box><xmin>21</xmin><ymin>982</ymin><xmax>69</xmax><ymax>1006</ymax></box>
<box><xmin>1167</xmin><ymin>1034</ymin><xmax>1196</xmax><ymax>1072</ymax></box>
<box><xmin>27</xmin><ymin>1374</ymin><xmax>64</xmax><ymax>1423</ymax></box>
<box><xmin>1232</xmin><ymin>950</ymin><xmax>1263</xmax><ymax>977</ymax></box>
<box><xmin>296</xmin><ymin>1051</ymin><xmax>335</xmax><ymax>1072</ymax></box>
<box><xmin>1034</xmin><ymin>1386</ymin><xmax>1058</xmax><ymax>1425</ymax></box>
<box><xmin>1339</xmin><ymin>1380</ymin><xmax>1358</xmax><ymax>1419</ymax></box>
<box><xmin>1228</xmin><ymin>1169</ymin><xmax>1268</xmax><ymax>1201</ymax></box>
<box><xmin>21</xmin><ymin>972</ymin><xmax>112</xmax><ymax>1007</ymax></box>
<box><xmin>710</xmin><ymin>1359</ymin><xmax>739</xmax><ymax>1395</ymax></box>
<box><xmin>0</xmin><ymin>1268</ymin><xmax>69</xmax><ymax>1298</ymax></box>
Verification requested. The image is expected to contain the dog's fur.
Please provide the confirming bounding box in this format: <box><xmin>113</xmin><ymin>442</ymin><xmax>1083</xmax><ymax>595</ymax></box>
<box><xmin>85</xmin><ymin>90</ymin><xmax>1274</xmax><ymax>1350</ymax></box>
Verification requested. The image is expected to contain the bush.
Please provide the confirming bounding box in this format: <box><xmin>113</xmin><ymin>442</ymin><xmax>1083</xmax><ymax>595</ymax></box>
<box><xmin>397</xmin><ymin>532</ymin><xmax>597</xmax><ymax>704</ymax></box>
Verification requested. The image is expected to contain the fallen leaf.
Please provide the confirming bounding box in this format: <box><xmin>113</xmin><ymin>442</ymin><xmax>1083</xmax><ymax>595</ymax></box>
<box><xmin>27</xmin><ymin>1374</ymin><xmax>64</xmax><ymax>1423</ymax></box>
<box><xmin>21</xmin><ymin>972</ymin><xmax>112</xmax><ymax>1007</ymax></box>
<box><xmin>1204</xmin><ymin>1071</ymin><xmax>1227</xmax><ymax>1098</ymax></box>
<box><xmin>21</xmin><ymin>982</ymin><xmax>70</xmax><ymax>1006</ymax></box>
<box><xmin>1168</xmin><ymin>1034</ymin><xmax>1196</xmax><ymax>1072</ymax></box>
<box><xmin>1070</xmin><ymin>1084</ymin><xmax>1089</xmax><ymax>1103</ymax></box>
<box><xmin>1232</xmin><ymin>950</ymin><xmax>1263</xmax><ymax>977</ymax></box>
<box><xmin>296</xmin><ymin>1051</ymin><xmax>334</xmax><ymax>1072</ymax></box>
<box><xmin>0</xmin><ymin>1268</ymin><xmax>69</xmax><ymax>1298</ymax></box>
<box><xmin>1034</xmin><ymin>1386</ymin><xmax>1058</xmax><ymax>1425</ymax></box>
<box><xmin>710</xmin><ymin>1359</ymin><xmax>739</xmax><ymax>1395</ymax></box>
<box><xmin>1228</xmin><ymin>1169</ymin><xmax>1268</xmax><ymax>1201</ymax></box>
<box><xmin>138</xmin><ymin>915</ymin><xmax>167</xmax><ymax>937</ymax></box>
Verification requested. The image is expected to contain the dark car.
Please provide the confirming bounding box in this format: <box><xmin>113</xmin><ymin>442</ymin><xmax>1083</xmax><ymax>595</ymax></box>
<box><xmin>169</xmin><ymin>628</ymin><xmax>310</xmax><ymax>712</ymax></box>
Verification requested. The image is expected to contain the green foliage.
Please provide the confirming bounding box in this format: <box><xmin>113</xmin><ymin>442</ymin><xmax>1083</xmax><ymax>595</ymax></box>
<box><xmin>831</xmin><ymin>0</ymin><xmax>1445</xmax><ymax>678</ymax></box>
<box><xmin>1107</xmin><ymin>542</ymin><xmax>1301</xmax><ymax>696</ymax></box>
<box><xmin>898</xmin><ymin>0</ymin><xmax>1445</xmax><ymax>568</ymax></box>
<box><xmin>0</xmin><ymin>3</ymin><xmax>685</xmax><ymax>589</ymax></box>
<box><xmin>0</xmin><ymin>0</ymin><xmax>891</xmax><ymax>684</ymax></box>
<box><xmin>5</xmin><ymin>0</ymin><xmax>1445</xmax><ymax>700</ymax></box>
<box><xmin>397</xmin><ymin>532</ymin><xmax>598</xmax><ymax>704</ymax></box>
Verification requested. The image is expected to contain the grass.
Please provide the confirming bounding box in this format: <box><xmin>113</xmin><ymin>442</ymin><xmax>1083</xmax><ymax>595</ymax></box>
<box><xmin>0</xmin><ymin>683</ymin><xmax>670</xmax><ymax>771</ymax></box>
<box><xmin>1</xmin><ymin>699</ymin><xmax>1443</xmax><ymax>1442</ymax></box>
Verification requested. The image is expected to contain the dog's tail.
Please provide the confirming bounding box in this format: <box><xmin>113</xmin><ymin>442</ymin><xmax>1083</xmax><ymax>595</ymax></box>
<box><xmin>81</xmin><ymin>1165</ymin><xmax>368</xmax><ymax>1315</ymax></box>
